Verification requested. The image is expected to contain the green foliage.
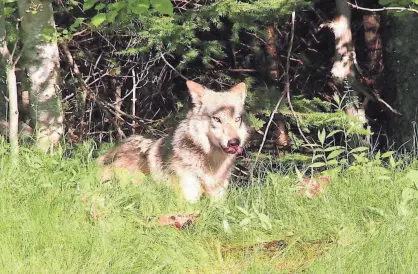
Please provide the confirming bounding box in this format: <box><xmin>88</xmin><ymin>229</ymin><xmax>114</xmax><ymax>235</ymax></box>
<box><xmin>2</xmin><ymin>1</ymin><xmax>19</xmax><ymax>44</ymax></box>
<box><xmin>1</xmin><ymin>143</ymin><xmax>418</xmax><ymax>272</ymax></box>
<box><xmin>301</xmin><ymin>126</ymin><xmax>392</xmax><ymax>177</ymax></box>
<box><xmin>378</xmin><ymin>0</ymin><xmax>418</xmax><ymax>16</ymax></box>
<box><xmin>79</xmin><ymin>0</ymin><xmax>174</xmax><ymax>28</ymax></box>
<box><xmin>379</xmin><ymin>0</ymin><xmax>417</xmax><ymax>6</ymax></box>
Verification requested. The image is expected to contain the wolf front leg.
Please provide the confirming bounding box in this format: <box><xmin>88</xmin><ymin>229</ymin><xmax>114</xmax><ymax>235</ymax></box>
<box><xmin>204</xmin><ymin>180</ymin><xmax>229</xmax><ymax>202</ymax></box>
<box><xmin>179</xmin><ymin>174</ymin><xmax>203</xmax><ymax>203</ymax></box>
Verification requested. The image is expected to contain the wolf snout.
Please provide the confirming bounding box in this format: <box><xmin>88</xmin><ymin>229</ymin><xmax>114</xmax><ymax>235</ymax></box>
<box><xmin>225</xmin><ymin>138</ymin><xmax>242</xmax><ymax>155</ymax></box>
<box><xmin>227</xmin><ymin>138</ymin><xmax>240</xmax><ymax>147</ymax></box>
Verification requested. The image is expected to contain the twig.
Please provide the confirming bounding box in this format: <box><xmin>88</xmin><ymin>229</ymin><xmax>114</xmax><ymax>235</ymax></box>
<box><xmin>11</xmin><ymin>18</ymin><xmax>25</xmax><ymax>66</ymax></box>
<box><xmin>160</xmin><ymin>53</ymin><xmax>188</xmax><ymax>80</ymax></box>
<box><xmin>253</xmin><ymin>94</ymin><xmax>286</xmax><ymax>168</ymax></box>
<box><xmin>286</xmin><ymin>11</ymin><xmax>311</xmax><ymax>145</ymax></box>
<box><xmin>348</xmin><ymin>2</ymin><xmax>418</xmax><ymax>14</ymax></box>
<box><xmin>131</xmin><ymin>68</ymin><xmax>137</xmax><ymax>133</ymax></box>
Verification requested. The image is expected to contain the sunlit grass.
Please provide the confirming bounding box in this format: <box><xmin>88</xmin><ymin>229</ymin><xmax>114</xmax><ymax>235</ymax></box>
<box><xmin>0</xmin><ymin>140</ymin><xmax>418</xmax><ymax>273</ymax></box>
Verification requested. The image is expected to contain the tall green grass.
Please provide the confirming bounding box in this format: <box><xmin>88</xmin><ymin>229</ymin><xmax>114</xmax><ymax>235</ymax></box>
<box><xmin>0</xmin><ymin>140</ymin><xmax>418</xmax><ymax>273</ymax></box>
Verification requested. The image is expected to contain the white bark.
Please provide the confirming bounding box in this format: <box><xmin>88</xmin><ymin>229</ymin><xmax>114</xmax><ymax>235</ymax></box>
<box><xmin>1</xmin><ymin>1</ymin><xmax>19</xmax><ymax>156</ymax></box>
<box><xmin>330</xmin><ymin>0</ymin><xmax>354</xmax><ymax>82</ymax></box>
<box><xmin>6</xmin><ymin>66</ymin><xmax>19</xmax><ymax>155</ymax></box>
<box><xmin>17</xmin><ymin>0</ymin><xmax>63</xmax><ymax>152</ymax></box>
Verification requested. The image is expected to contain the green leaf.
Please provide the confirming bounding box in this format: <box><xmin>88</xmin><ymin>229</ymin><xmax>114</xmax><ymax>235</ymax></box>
<box><xmin>327</xmin><ymin>149</ymin><xmax>345</xmax><ymax>160</ymax></box>
<box><xmin>94</xmin><ymin>3</ymin><xmax>106</xmax><ymax>10</ymax></box>
<box><xmin>327</xmin><ymin>159</ymin><xmax>339</xmax><ymax>166</ymax></box>
<box><xmin>258</xmin><ymin>213</ymin><xmax>272</xmax><ymax>230</ymax></box>
<box><xmin>106</xmin><ymin>10</ymin><xmax>119</xmax><ymax>23</ymax></box>
<box><xmin>150</xmin><ymin>0</ymin><xmax>174</xmax><ymax>15</ymax></box>
<box><xmin>333</xmin><ymin>93</ymin><xmax>341</xmax><ymax>106</ymax></box>
<box><xmin>312</xmin><ymin>154</ymin><xmax>324</xmax><ymax>161</ymax></box>
<box><xmin>70</xmin><ymin>17</ymin><xmax>85</xmax><ymax>30</ymax></box>
<box><xmin>83</xmin><ymin>0</ymin><xmax>98</xmax><ymax>11</ymax></box>
<box><xmin>350</xmin><ymin>147</ymin><xmax>369</xmax><ymax>153</ymax></box>
<box><xmin>318</xmin><ymin>129</ymin><xmax>326</xmax><ymax>146</ymax></box>
<box><xmin>91</xmin><ymin>13</ymin><xmax>107</xmax><ymax>27</ymax></box>
<box><xmin>324</xmin><ymin>146</ymin><xmax>343</xmax><ymax>152</ymax></box>
<box><xmin>375</xmin><ymin>151</ymin><xmax>381</xmax><ymax>160</ymax></box>
<box><xmin>302</xmin><ymin>143</ymin><xmax>321</xmax><ymax>148</ymax></box>
<box><xmin>248</xmin><ymin>114</ymin><xmax>265</xmax><ymax>131</ymax></box>
<box><xmin>389</xmin><ymin>156</ymin><xmax>397</xmax><ymax>169</ymax></box>
<box><xmin>295</xmin><ymin>166</ymin><xmax>304</xmax><ymax>181</ymax></box>
<box><xmin>308</xmin><ymin>162</ymin><xmax>326</xmax><ymax>168</ymax></box>
<box><xmin>326</xmin><ymin>130</ymin><xmax>343</xmax><ymax>138</ymax></box>
<box><xmin>405</xmin><ymin>170</ymin><xmax>418</xmax><ymax>184</ymax></box>
<box><xmin>129</xmin><ymin>0</ymin><xmax>150</xmax><ymax>14</ymax></box>
<box><xmin>381</xmin><ymin>151</ymin><xmax>395</xmax><ymax>158</ymax></box>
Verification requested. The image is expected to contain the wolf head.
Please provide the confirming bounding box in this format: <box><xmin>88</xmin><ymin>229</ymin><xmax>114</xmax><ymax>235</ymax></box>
<box><xmin>186</xmin><ymin>80</ymin><xmax>249</xmax><ymax>155</ymax></box>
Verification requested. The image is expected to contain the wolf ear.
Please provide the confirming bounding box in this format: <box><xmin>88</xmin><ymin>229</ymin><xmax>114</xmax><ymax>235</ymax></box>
<box><xmin>186</xmin><ymin>80</ymin><xmax>206</xmax><ymax>107</ymax></box>
<box><xmin>229</xmin><ymin>82</ymin><xmax>247</xmax><ymax>104</ymax></box>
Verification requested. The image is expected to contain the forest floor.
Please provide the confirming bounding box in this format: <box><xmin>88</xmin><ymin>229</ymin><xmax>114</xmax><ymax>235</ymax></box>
<box><xmin>1</xmin><ymin>141</ymin><xmax>418</xmax><ymax>273</ymax></box>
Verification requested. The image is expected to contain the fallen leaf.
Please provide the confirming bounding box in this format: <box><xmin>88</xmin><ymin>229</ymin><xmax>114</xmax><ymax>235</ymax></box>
<box><xmin>298</xmin><ymin>175</ymin><xmax>330</xmax><ymax>198</ymax></box>
<box><xmin>156</xmin><ymin>212</ymin><xmax>200</xmax><ymax>230</ymax></box>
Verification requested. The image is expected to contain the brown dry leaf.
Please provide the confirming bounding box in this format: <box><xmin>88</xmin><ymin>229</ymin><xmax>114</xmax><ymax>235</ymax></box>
<box><xmin>262</xmin><ymin>240</ymin><xmax>287</xmax><ymax>250</ymax></box>
<box><xmin>222</xmin><ymin>240</ymin><xmax>287</xmax><ymax>254</ymax></box>
<box><xmin>298</xmin><ymin>175</ymin><xmax>331</xmax><ymax>198</ymax></box>
<box><xmin>157</xmin><ymin>212</ymin><xmax>200</xmax><ymax>230</ymax></box>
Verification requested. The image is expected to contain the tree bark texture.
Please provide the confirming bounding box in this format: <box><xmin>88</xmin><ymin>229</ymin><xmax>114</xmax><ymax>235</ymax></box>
<box><xmin>265</xmin><ymin>24</ymin><xmax>280</xmax><ymax>83</ymax></box>
<box><xmin>363</xmin><ymin>14</ymin><xmax>384</xmax><ymax>97</ymax></box>
<box><xmin>383</xmin><ymin>14</ymin><xmax>418</xmax><ymax>150</ymax></box>
<box><xmin>17</xmin><ymin>0</ymin><xmax>63</xmax><ymax>152</ymax></box>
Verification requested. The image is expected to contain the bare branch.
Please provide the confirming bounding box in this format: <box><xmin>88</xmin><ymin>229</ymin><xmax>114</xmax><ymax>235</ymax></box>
<box><xmin>160</xmin><ymin>53</ymin><xmax>188</xmax><ymax>80</ymax></box>
<box><xmin>348</xmin><ymin>2</ymin><xmax>418</xmax><ymax>14</ymax></box>
<box><xmin>286</xmin><ymin>11</ymin><xmax>311</xmax><ymax>145</ymax></box>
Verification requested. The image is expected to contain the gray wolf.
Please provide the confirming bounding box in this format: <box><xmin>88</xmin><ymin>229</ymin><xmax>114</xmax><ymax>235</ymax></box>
<box><xmin>96</xmin><ymin>80</ymin><xmax>250</xmax><ymax>203</ymax></box>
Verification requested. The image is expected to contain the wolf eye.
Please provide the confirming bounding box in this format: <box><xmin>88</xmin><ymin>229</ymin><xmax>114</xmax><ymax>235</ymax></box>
<box><xmin>213</xmin><ymin>117</ymin><xmax>221</xmax><ymax>123</ymax></box>
<box><xmin>235</xmin><ymin>116</ymin><xmax>242</xmax><ymax>122</ymax></box>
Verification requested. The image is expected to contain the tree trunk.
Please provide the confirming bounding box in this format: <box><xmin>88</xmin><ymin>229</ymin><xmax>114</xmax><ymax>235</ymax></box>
<box><xmin>1</xmin><ymin>1</ymin><xmax>19</xmax><ymax>157</ymax></box>
<box><xmin>6</xmin><ymin>66</ymin><xmax>19</xmax><ymax>155</ymax></box>
<box><xmin>363</xmin><ymin>14</ymin><xmax>384</xmax><ymax>97</ymax></box>
<box><xmin>265</xmin><ymin>24</ymin><xmax>290</xmax><ymax>152</ymax></box>
<box><xmin>17</xmin><ymin>0</ymin><xmax>63</xmax><ymax>152</ymax></box>
<box><xmin>328</xmin><ymin>0</ymin><xmax>369</xmax><ymax>146</ymax></box>
<box><xmin>383</xmin><ymin>14</ymin><xmax>418</xmax><ymax>150</ymax></box>
<box><xmin>265</xmin><ymin>24</ymin><xmax>280</xmax><ymax>84</ymax></box>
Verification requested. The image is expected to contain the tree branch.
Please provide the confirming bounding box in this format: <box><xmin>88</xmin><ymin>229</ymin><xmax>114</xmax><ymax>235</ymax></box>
<box><xmin>160</xmin><ymin>53</ymin><xmax>188</xmax><ymax>80</ymax></box>
<box><xmin>348</xmin><ymin>2</ymin><xmax>418</xmax><ymax>14</ymax></box>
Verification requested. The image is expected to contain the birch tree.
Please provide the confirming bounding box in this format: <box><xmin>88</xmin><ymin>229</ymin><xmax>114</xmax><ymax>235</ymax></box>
<box><xmin>17</xmin><ymin>0</ymin><xmax>63</xmax><ymax>152</ymax></box>
<box><xmin>0</xmin><ymin>1</ymin><xmax>19</xmax><ymax>157</ymax></box>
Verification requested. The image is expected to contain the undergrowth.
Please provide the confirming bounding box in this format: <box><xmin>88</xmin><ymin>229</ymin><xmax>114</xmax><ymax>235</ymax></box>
<box><xmin>1</xmin><ymin>138</ymin><xmax>418</xmax><ymax>273</ymax></box>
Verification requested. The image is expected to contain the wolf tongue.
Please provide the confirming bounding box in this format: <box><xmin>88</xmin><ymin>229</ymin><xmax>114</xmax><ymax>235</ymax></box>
<box><xmin>226</xmin><ymin>146</ymin><xmax>242</xmax><ymax>155</ymax></box>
